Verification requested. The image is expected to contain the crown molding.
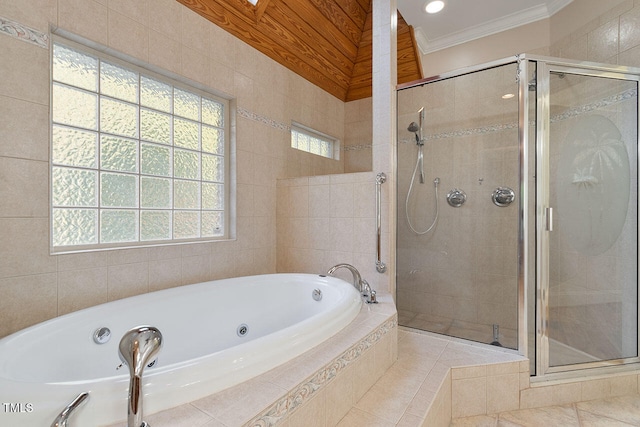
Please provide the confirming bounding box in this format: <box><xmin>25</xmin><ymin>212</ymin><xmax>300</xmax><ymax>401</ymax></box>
<box><xmin>416</xmin><ymin>0</ymin><xmax>573</xmax><ymax>54</ymax></box>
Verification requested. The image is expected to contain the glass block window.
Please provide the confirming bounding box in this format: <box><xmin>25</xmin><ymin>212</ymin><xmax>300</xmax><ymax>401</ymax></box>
<box><xmin>51</xmin><ymin>39</ymin><xmax>229</xmax><ymax>250</ymax></box>
<box><xmin>290</xmin><ymin>122</ymin><xmax>338</xmax><ymax>159</ymax></box>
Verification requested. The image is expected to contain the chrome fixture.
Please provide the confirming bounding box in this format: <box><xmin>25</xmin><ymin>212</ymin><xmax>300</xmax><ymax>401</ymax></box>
<box><xmin>375</xmin><ymin>172</ymin><xmax>387</xmax><ymax>273</ymax></box>
<box><xmin>327</xmin><ymin>263</ymin><xmax>377</xmax><ymax>304</ymax></box>
<box><xmin>50</xmin><ymin>392</ymin><xmax>89</xmax><ymax>427</ymax></box>
<box><xmin>407</xmin><ymin>121</ymin><xmax>420</xmax><ymax>144</ymax></box>
<box><xmin>492</xmin><ymin>186</ymin><xmax>515</xmax><ymax>207</ymax></box>
<box><xmin>446</xmin><ymin>188</ymin><xmax>466</xmax><ymax>207</ymax></box>
<box><xmin>118</xmin><ymin>326</ymin><xmax>163</xmax><ymax>427</ymax></box>
<box><xmin>361</xmin><ymin>280</ymin><xmax>378</xmax><ymax>304</ymax></box>
<box><xmin>312</xmin><ymin>288</ymin><xmax>323</xmax><ymax>301</ymax></box>
<box><xmin>405</xmin><ymin>108</ymin><xmax>439</xmax><ymax>235</ymax></box>
<box><xmin>237</xmin><ymin>324</ymin><xmax>249</xmax><ymax>337</ymax></box>
<box><xmin>93</xmin><ymin>327</ymin><xmax>111</xmax><ymax>344</ymax></box>
<box><xmin>491</xmin><ymin>324</ymin><xmax>503</xmax><ymax>347</ymax></box>
<box><xmin>407</xmin><ymin>108</ymin><xmax>426</xmax><ymax>182</ymax></box>
<box><xmin>328</xmin><ymin>263</ymin><xmax>363</xmax><ymax>292</ymax></box>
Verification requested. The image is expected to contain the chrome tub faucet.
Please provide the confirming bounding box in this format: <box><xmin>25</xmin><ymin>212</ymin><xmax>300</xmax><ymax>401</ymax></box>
<box><xmin>50</xmin><ymin>391</ymin><xmax>89</xmax><ymax>427</ymax></box>
<box><xmin>327</xmin><ymin>263</ymin><xmax>377</xmax><ymax>304</ymax></box>
<box><xmin>118</xmin><ymin>326</ymin><xmax>163</xmax><ymax>427</ymax></box>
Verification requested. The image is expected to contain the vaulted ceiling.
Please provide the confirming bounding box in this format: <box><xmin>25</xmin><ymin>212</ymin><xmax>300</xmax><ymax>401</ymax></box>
<box><xmin>176</xmin><ymin>0</ymin><xmax>423</xmax><ymax>102</ymax></box>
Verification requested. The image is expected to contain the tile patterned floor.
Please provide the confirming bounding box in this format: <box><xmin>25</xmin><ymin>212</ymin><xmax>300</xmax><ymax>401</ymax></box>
<box><xmin>451</xmin><ymin>394</ymin><xmax>640</xmax><ymax>426</ymax></box>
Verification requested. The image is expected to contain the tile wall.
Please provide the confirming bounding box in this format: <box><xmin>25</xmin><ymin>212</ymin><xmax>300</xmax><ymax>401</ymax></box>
<box><xmin>550</xmin><ymin>0</ymin><xmax>640</xmax><ymax>67</ymax></box>
<box><xmin>344</xmin><ymin>98</ymin><xmax>373</xmax><ymax>173</ymax></box>
<box><xmin>276</xmin><ymin>172</ymin><xmax>385</xmax><ymax>290</ymax></box>
<box><xmin>0</xmin><ymin>0</ymin><xmax>347</xmax><ymax>339</ymax></box>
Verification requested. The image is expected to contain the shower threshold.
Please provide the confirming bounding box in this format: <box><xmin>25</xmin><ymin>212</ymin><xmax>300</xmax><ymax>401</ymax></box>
<box><xmin>399</xmin><ymin>310</ymin><xmax>518</xmax><ymax>350</ymax></box>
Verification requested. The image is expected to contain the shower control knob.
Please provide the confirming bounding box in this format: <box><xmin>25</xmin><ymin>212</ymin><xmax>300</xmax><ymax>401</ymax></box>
<box><xmin>446</xmin><ymin>189</ymin><xmax>466</xmax><ymax>207</ymax></box>
<box><xmin>492</xmin><ymin>187</ymin><xmax>515</xmax><ymax>207</ymax></box>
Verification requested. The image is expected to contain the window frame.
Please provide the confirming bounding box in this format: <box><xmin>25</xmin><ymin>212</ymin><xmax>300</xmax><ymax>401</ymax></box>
<box><xmin>290</xmin><ymin>121</ymin><xmax>340</xmax><ymax>160</ymax></box>
<box><xmin>49</xmin><ymin>35</ymin><xmax>231</xmax><ymax>254</ymax></box>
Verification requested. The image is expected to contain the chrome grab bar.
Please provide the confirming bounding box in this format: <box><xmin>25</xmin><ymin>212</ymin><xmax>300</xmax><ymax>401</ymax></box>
<box><xmin>51</xmin><ymin>392</ymin><xmax>89</xmax><ymax>427</ymax></box>
<box><xmin>375</xmin><ymin>172</ymin><xmax>387</xmax><ymax>273</ymax></box>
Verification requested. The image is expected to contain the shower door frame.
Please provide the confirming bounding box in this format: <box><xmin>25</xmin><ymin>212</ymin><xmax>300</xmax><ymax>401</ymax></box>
<box><xmin>528</xmin><ymin>55</ymin><xmax>640</xmax><ymax>379</ymax></box>
<box><xmin>396</xmin><ymin>54</ymin><xmax>640</xmax><ymax>380</ymax></box>
<box><xmin>397</xmin><ymin>55</ymin><xmax>527</xmax><ymax>351</ymax></box>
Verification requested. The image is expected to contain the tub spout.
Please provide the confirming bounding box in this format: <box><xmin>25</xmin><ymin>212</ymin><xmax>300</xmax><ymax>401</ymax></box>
<box><xmin>327</xmin><ymin>263</ymin><xmax>363</xmax><ymax>293</ymax></box>
<box><xmin>328</xmin><ymin>264</ymin><xmax>378</xmax><ymax>304</ymax></box>
<box><xmin>118</xmin><ymin>326</ymin><xmax>163</xmax><ymax>427</ymax></box>
<box><xmin>50</xmin><ymin>391</ymin><xmax>89</xmax><ymax>427</ymax></box>
<box><xmin>328</xmin><ymin>264</ymin><xmax>377</xmax><ymax>303</ymax></box>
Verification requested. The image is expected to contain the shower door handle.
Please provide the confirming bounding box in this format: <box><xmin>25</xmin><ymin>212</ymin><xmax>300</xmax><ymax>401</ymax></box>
<box><xmin>546</xmin><ymin>207</ymin><xmax>553</xmax><ymax>232</ymax></box>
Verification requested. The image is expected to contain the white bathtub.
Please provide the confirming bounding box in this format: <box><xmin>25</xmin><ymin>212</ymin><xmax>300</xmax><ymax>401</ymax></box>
<box><xmin>0</xmin><ymin>273</ymin><xmax>362</xmax><ymax>426</ymax></box>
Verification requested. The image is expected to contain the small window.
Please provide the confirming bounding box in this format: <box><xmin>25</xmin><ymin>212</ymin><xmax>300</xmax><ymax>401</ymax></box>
<box><xmin>51</xmin><ymin>38</ymin><xmax>230</xmax><ymax>251</ymax></box>
<box><xmin>290</xmin><ymin>122</ymin><xmax>339</xmax><ymax>159</ymax></box>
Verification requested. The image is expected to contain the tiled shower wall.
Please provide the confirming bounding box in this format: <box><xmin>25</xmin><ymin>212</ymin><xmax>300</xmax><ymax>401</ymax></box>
<box><xmin>0</xmin><ymin>0</ymin><xmax>346</xmax><ymax>339</ymax></box>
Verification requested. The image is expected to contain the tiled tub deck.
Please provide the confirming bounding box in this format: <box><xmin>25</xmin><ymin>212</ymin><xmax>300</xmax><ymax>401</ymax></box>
<box><xmin>108</xmin><ymin>293</ymin><xmax>640</xmax><ymax>426</ymax></box>
<box><xmin>106</xmin><ymin>292</ymin><xmax>399</xmax><ymax>427</ymax></box>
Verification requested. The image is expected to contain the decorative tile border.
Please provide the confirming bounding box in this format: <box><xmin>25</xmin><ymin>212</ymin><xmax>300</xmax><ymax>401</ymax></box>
<box><xmin>0</xmin><ymin>16</ymin><xmax>48</xmax><ymax>48</ymax></box>
<box><xmin>237</xmin><ymin>106</ymin><xmax>374</xmax><ymax>154</ymax></box>
<box><xmin>243</xmin><ymin>316</ymin><xmax>398</xmax><ymax>427</ymax></box>
<box><xmin>549</xmin><ymin>87</ymin><xmax>637</xmax><ymax>123</ymax></box>
<box><xmin>237</xmin><ymin>106</ymin><xmax>291</xmax><ymax>132</ymax></box>
<box><xmin>423</xmin><ymin>122</ymin><xmax>518</xmax><ymax>142</ymax></box>
<box><xmin>344</xmin><ymin>143</ymin><xmax>372</xmax><ymax>152</ymax></box>
<box><xmin>399</xmin><ymin>88</ymin><xmax>638</xmax><ymax>144</ymax></box>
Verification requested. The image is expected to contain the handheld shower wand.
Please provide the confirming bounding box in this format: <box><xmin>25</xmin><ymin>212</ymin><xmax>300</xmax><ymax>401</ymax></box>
<box><xmin>405</xmin><ymin>107</ymin><xmax>439</xmax><ymax>235</ymax></box>
<box><xmin>407</xmin><ymin>121</ymin><xmax>420</xmax><ymax>143</ymax></box>
<box><xmin>407</xmin><ymin>119</ymin><xmax>424</xmax><ymax>184</ymax></box>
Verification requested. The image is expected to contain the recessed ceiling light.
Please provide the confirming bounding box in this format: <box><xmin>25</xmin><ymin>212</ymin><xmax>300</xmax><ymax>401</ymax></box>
<box><xmin>425</xmin><ymin>1</ymin><xmax>445</xmax><ymax>14</ymax></box>
<box><xmin>502</xmin><ymin>93</ymin><xmax>515</xmax><ymax>99</ymax></box>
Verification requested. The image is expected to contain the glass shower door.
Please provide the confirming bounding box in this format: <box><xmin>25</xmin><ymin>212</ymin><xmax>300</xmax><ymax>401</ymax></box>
<box><xmin>396</xmin><ymin>61</ymin><xmax>521</xmax><ymax>350</ymax></box>
<box><xmin>539</xmin><ymin>63</ymin><xmax>639</xmax><ymax>373</ymax></box>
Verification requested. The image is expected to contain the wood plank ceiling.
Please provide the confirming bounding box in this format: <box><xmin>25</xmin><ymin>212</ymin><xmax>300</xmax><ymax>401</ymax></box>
<box><xmin>176</xmin><ymin>0</ymin><xmax>423</xmax><ymax>102</ymax></box>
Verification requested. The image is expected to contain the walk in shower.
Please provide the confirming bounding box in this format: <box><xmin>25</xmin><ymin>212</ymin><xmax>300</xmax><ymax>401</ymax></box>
<box><xmin>396</xmin><ymin>55</ymin><xmax>640</xmax><ymax>378</ymax></box>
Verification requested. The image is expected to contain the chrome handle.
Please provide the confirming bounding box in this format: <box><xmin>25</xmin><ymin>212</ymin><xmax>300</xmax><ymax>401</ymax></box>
<box><xmin>51</xmin><ymin>392</ymin><xmax>89</xmax><ymax>427</ymax></box>
<box><xmin>361</xmin><ymin>280</ymin><xmax>378</xmax><ymax>304</ymax></box>
<box><xmin>546</xmin><ymin>207</ymin><xmax>553</xmax><ymax>231</ymax></box>
<box><xmin>375</xmin><ymin>172</ymin><xmax>387</xmax><ymax>273</ymax></box>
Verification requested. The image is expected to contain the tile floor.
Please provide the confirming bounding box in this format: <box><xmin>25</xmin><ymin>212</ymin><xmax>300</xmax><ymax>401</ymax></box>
<box><xmin>451</xmin><ymin>395</ymin><xmax>640</xmax><ymax>426</ymax></box>
<box><xmin>336</xmin><ymin>328</ymin><xmax>525</xmax><ymax>426</ymax></box>
<box><xmin>336</xmin><ymin>328</ymin><xmax>640</xmax><ymax>427</ymax></box>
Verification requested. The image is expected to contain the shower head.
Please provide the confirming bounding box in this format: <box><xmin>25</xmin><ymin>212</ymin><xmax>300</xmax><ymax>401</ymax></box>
<box><xmin>407</xmin><ymin>122</ymin><xmax>420</xmax><ymax>143</ymax></box>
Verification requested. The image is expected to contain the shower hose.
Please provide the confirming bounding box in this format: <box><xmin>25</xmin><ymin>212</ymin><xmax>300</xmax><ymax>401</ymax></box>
<box><xmin>405</xmin><ymin>147</ymin><xmax>439</xmax><ymax>235</ymax></box>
